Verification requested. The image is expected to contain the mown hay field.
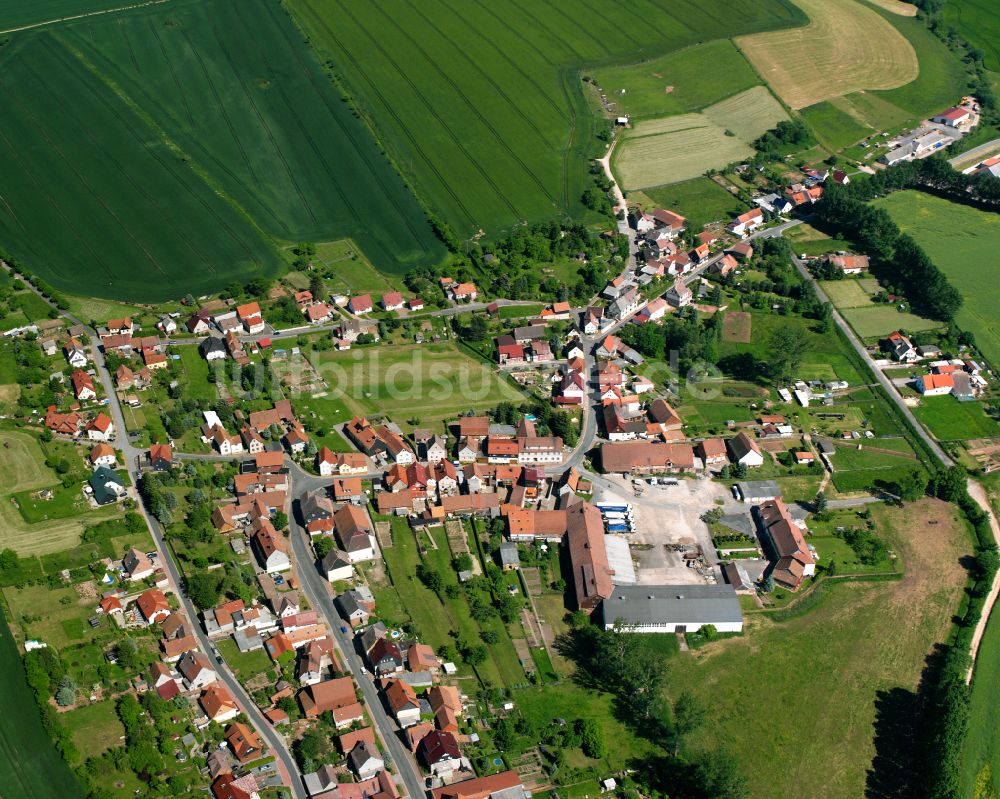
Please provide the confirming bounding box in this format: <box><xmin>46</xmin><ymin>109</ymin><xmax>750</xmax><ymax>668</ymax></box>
<box><xmin>819</xmin><ymin>279</ymin><xmax>877</xmax><ymax>309</ymax></box>
<box><xmin>737</xmin><ymin>0</ymin><xmax>917</xmax><ymax>110</ymax></box>
<box><xmin>799</xmin><ymin>100</ymin><xmax>873</xmax><ymax>151</ymax></box>
<box><xmin>874</xmin><ymin>191</ymin><xmax>1000</xmax><ymax>369</ymax></box>
<box><xmin>590</xmin><ymin>39</ymin><xmax>762</xmax><ymax>120</ymax></box>
<box><xmin>615</xmin><ymin>87</ymin><xmax>788</xmax><ymax>188</ymax></box>
<box><xmin>287</xmin><ymin>0</ymin><xmax>806</xmax><ymax>239</ymax></box>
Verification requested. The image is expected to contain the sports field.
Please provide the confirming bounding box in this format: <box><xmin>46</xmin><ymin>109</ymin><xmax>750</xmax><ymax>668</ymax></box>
<box><xmin>590</xmin><ymin>40</ymin><xmax>762</xmax><ymax>120</ymax></box>
<box><xmin>311</xmin><ymin>341</ymin><xmax>525</xmax><ymax>430</ymax></box>
<box><xmin>668</xmin><ymin>499</ymin><xmax>970</xmax><ymax>799</ymax></box>
<box><xmin>874</xmin><ymin>191</ymin><xmax>1000</xmax><ymax>369</ymax></box>
<box><xmin>637</xmin><ymin>177</ymin><xmax>749</xmax><ymax>231</ymax></box>
<box><xmin>943</xmin><ymin>0</ymin><xmax>1000</xmax><ymax>71</ymax></box>
<box><xmin>288</xmin><ymin>0</ymin><xmax>805</xmax><ymax>238</ymax></box>
<box><xmin>737</xmin><ymin>0</ymin><xmax>917</xmax><ymax>110</ymax></box>
<box><xmin>840</xmin><ymin>305</ymin><xmax>942</xmax><ymax>339</ymax></box>
<box><xmin>615</xmin><ymin>86</ymin><xmax>788</xmax><ymax>188</ymax></box>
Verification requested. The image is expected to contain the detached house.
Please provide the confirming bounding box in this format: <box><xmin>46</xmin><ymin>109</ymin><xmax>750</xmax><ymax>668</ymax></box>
<box><xmin>86</xmin><ymin>412</ymin><xmax>115</xmax><ymax>442</ymax></box>
<box><xmin>251</xmin><ymin>520</ymin><xmax>291</xmax><ymax>573</ymax></box>
<box><xmin>64</xmin><ymin>338</ymin><xmax>89</xmax><ymax>368</ymax></box>
<box><xmin>726</xmin><ymin>208</ymin><xmax>764</xmax><ymax>238</ymax></box>
<box><xmin>727</xmin><ymin>432</ymin><xmax>764</xmax><ymax>468</ymax></box>
<box><xmin>665</xmin><ymin>282</ymin><xmax>692</xmax><ymax>308</ymax></box>
<box><xmin>754</xmin><ymin>498</ymin><xmax>815</xmax><ymax>590</ymax></box>
<box><xmin>334</xmin><ymin>504</ymin><xmax>376</xmax><ymax>562</ymax></box>
<box><xmin>887</xmin><ymin>331</ymin><xmax>918</xmax><ymax>363</ymax></box>
<box><xmin>349</xmin><ymin>294</ymin><xmax>374</xmax><ymax>315</ymax></box>
<box><xmin>72</xmin><ymin>369</ymin><xmax>96</xmax><ymax>401</ymax></box>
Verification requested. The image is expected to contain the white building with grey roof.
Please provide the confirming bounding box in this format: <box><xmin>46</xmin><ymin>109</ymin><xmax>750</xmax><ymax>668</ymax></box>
<box><xmin>601</xmin><ymin>584</ymin><xmax>743</xmax><ymax>633</ymax></box>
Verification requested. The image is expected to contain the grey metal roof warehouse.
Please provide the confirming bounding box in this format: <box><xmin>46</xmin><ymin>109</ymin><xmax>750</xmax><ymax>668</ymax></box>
<box><xmin>601</xmin><ymin>584</ymin><xmax>743</xmax><ymax>632</ymax></box>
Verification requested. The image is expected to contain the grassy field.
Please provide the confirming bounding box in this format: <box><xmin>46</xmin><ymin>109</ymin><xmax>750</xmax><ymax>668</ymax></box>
<box><xmin>799</xmin><ymin>100</ymin><xmax>872</xmax><ymax>150</ymax></box>
<box><xmin>65</xmin><ymin>0</ymin><xmax>444</xmax><ymax>280</ymax></box>
<box><xmin>288</xmin><ymin>0</ymin><xmax>805</xmax><ymax>238</ymax></box>
<box><xmin>722</xmin><ymin>311</ymin><xmax>752</xmax><ymax>343</ymax></box>
<box><xmin>737</xmin><ymin>0</ymin><xmax>918</xmax><ymax>111</ymax></box>
<box><xmin>914</xmin><ymin>396</ymin><xmax>1000</xmax><ymax>441</ymax></box>
<box><xmin>840</xmin><ymin>305</ymin><xmax>943</xmax><ymax>339</ymax></box>
<box><xmin>590</xmin><ymin>40</ymin><xmax>762</xmax><ymax>120</ymax></box>
<box><xmin>964</xmin><ymin>589</ymin><xmax>1000</xmax><ymax>795</ymax></box>
<box><xmin>943</xmin><ymin>0</ymin><xmax>1000</xmax><ymax>71</ymax></box>
<box><xmin>0</xmin><ymin>610</ymin><xmax>82</xmax><ymax>799</ymax></box>
<box><xmin>63</xmin><ymin>700</ymin><xmax>125</xmax><ymax>761</ymax></box>
<box><xmin>637</xmin><ymin>177</ymin><xmax>749</xmax><ymax>231</ymax></box>
<box><xmin>867</xmin><ymin>7</ymin><xmax>974</xmax><ymax>123</ymax></box>
<box><xmin>312</xmin><ymin>240</ymin><xmax>402</xmax><ymax>295</ymax></box>
<box><xmin>0</xmin><ymin>430</ymin><xmax>56</xmax><ymax>493</ymax></box>
<box><xmin>819</xmin><ymin>278</ymin><xmax>876</xmax><ymax>309</ymax></box>
<box><xmin>616</xmin><ymin>86</ymin><xmax>788</xmax><ymax>189</ymax></box>
<box><xmin>310</xmin><ymin>341</ymin><xmax>524</xmax><ymax>430</ymax></box>
<box><xmin>667</xmin><ymin>499</ymin><xmax>970</xmax><ymax>799</ymax></box>
<box><xmin>873</xmin><ymin>191</ymin><xmax>1000</xmax><ymax>369</ymax></box>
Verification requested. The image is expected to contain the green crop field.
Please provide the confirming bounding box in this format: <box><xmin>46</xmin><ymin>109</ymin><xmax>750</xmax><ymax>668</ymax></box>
<box><xmin>943</xmin><ymin>0</ymin><xmax>1000</xmax><ymax>71</ymax></box>
<box><xmin>637</xmin><ymin>177</ymin><xmax>749</xmax><ymax>231</ymax></box>
<box><xmin>840</xmin><ymin>305</ymin><xmax>942</xmax><ymax>339</ymax></box>
<box><xmin>288</xmin><ymin>0</ymin><xmax>805</xmax><ymax>239</ymax></box>
<box><xmin>0</xmin><ymin>610</ymin><xmax>82</xmax><ymax>799</ymax></box>
<box><xmin>0</xmin><ymin>0</ymin><xmax>443</xmax><ymax>302</ymax></box>
<box><xmin>0</xmin><ymin>28</ymin><xmax>283</xmax><ymax>302</ymax></box>
<box><xmin>0</xmin><ymin>0</ymin><xmax>124</xmax><ymax>31</ymax></box>
<box><xmin>964</xmin><ymin>599</ymin><xmax>1000</xmax><ymax>796</ymax></box>
<box><xmin>590</xmin><ymin>40</ymin><xmax>762</xmax><ymax>120</ymax></box>
<box><xmin>799</xmin><ymin>100</ymin><xmax>872</xmax><ymax>150</ymax></box>
<box><xmin>874</xmin><ymin>191</ymin><xmax>1000</xmax><ymax>370</ymax></box>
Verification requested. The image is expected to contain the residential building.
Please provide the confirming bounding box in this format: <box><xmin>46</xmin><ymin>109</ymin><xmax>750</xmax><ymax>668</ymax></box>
<box><xmin>251</xmin><ymin>520</ymin><xmax>291</xmax><ymax>573</ymax></box>
<box><xmin>754</xmin><ymin>498</ymin><xmax>815</xmax><ymax>590</ymax></box>
<box><xmin>179</xmin><ymin>651</ymin><xmax>218</xmax><ymax>690</ymax></box>
<box><xmin>727</xmin><ymin>432</ymin><xmax>763</xmax><ymax>468</ymax></box>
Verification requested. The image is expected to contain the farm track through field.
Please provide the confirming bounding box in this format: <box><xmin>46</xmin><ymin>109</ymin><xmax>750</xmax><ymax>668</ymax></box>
<box><xmin>0</xmin><ymin>192</ymin><xmax>26</xmax><ymax>232</ymax></box>
<box><xmin>117</xmin><ymin>16</ymin><xmax>139</xmax><ymax>74</ymax></box>
<box><xmin>538</xmin><ymin>0</ymin><xmax>613</xmax><ymax>54</ymax></box>
<box><xmin>403</xmin><ymin>0</ymin><xmax>561</xmax><ymax>152</ymax></box>
<box><xmin>42</xmin><ymin>41</ymin><xmax>225</xmax><ymax>275</ymax></box>
<box><xmin>205</xmin><ymin>24</ymin><xmax>319</xmax><ymax>228</ymax></box>
<box><xmin>367</xmin><ymin>2</ymin><xmax>558</xmax><ymax>211</ymax></box>
<box><xmin>297</xmin><ymin>4</ymin><xmax>478</xmax><ymax>230</ymax></box>
<box><xmin>54</xmin><ymin>36</ymin><xmax>265</xmax><ymax>271</ymax></box>
<box><xmin>335</xmin><ymin>0</ymin><xmax>522</xmax><ymax>219</ymax></box>
<box><xmin>179</xmin><ymin>28</ymin><xmax>259</xmax><ymax>188</ymax></box>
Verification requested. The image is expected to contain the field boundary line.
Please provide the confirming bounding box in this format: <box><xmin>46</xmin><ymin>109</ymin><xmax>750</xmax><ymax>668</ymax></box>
<box><xmin>0</xmin><ymin>0</ymin><xmax>172</xmax><ymax>35</ymax></box>
<box><xmin>265</xmin><ymin>0</ymin><xmax>436</xmax><ymax>256</ymax></box>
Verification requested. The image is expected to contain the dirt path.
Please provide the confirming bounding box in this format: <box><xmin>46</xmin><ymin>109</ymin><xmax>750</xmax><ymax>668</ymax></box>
<box><xmin>966</xmin><ymin>478</ymin><xmax>1000</xmax><ymax>684</ymax></box>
